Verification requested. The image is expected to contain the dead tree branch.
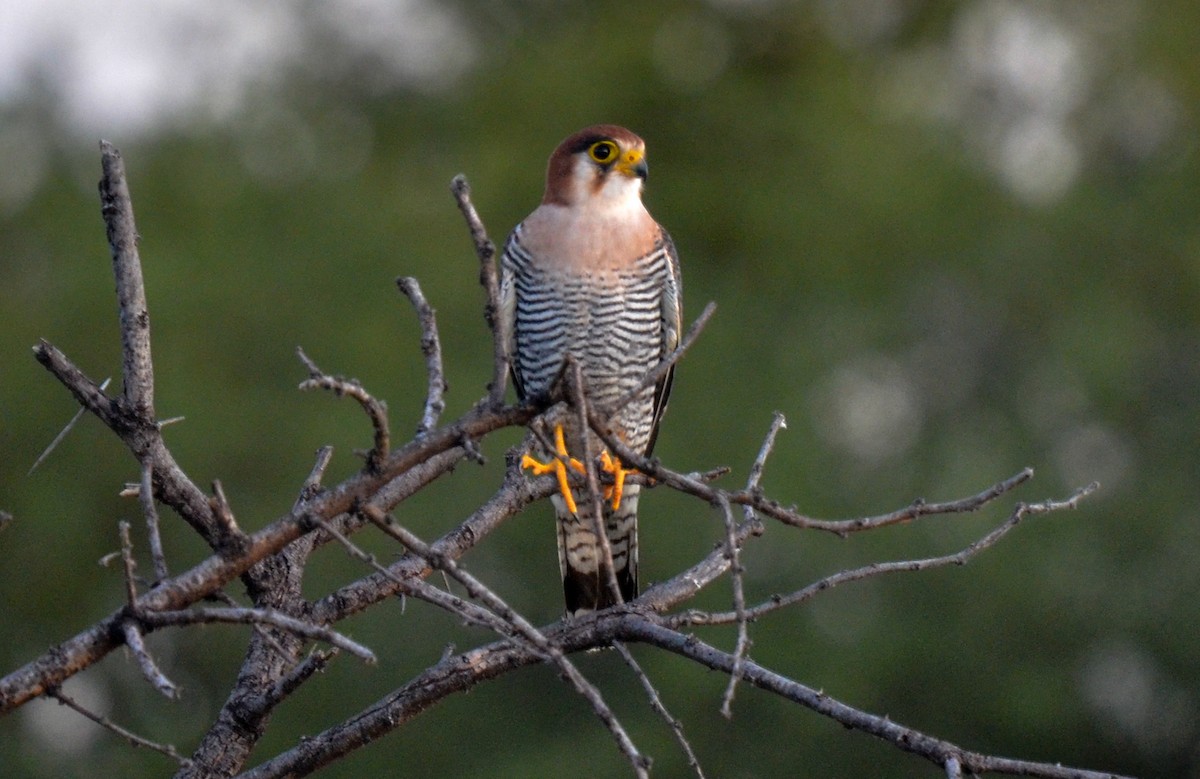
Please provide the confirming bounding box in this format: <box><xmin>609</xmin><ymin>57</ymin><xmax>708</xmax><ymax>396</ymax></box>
<box><xmin>1</xmin><ymin>150</ymin><xmax>1122</xmax><ymax>779</ymax></box>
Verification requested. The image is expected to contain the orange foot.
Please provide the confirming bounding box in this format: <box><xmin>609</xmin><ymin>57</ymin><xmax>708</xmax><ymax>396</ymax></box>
<box><xmin>521</xmin><ymin>424</ymin><xmax>584</xmax><ymax>514</ymax></box>
<box><xmin>599</xmin><ymin>450</ymin><xmax>639</xmax><ymax>511</ymax></box>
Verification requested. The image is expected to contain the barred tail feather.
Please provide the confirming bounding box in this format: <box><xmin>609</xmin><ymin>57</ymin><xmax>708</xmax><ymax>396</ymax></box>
<box><xmin>556</xmin><ymin>485</ymin><xmax>640</xmax><ymax>615</ymax></box>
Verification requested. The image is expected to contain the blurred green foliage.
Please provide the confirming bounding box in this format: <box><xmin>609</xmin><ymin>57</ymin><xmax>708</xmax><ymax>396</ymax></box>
<box><xmin>2</xmin><ymin>1</ymin><xmax>1198</xmax><ymax>776</ymax></box>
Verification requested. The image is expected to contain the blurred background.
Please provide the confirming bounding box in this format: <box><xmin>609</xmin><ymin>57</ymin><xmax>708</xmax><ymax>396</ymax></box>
<box><xmin>1</xmin><ymin>1</ymin><xmax>1197</xmax><ymax>776</ymax></box>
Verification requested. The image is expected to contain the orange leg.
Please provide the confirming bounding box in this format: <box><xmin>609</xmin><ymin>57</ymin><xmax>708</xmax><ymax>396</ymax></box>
<box><xmin>521</xmin><ymin>424</ymin><xmax>584</xmax><ymax>514</ymax></box>
<box><xmin>598</xmin><ymin>450</ymin><xmax>639</xmax><ymax>511</ymax></box>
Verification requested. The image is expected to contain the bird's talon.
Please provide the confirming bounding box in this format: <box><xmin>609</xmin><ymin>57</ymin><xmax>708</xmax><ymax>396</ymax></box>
<box><xmin>521</xmin><ymin>425</ymin><xmax>584</xmax><ymax>514</ymax></box>
<box><xmin>599</xmin><ymin>450</ymin><xmax>638</xmax><ymax>511</ymax></box>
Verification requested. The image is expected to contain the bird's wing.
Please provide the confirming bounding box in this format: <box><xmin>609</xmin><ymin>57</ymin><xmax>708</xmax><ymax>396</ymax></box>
<box><xmin>645</xmin><ymin>226</ymin><xmax>682</xmax><ymax>457</ymax></box>
<box><xmin>498</xmin><ymin>227</ymin><xmax>523</xmax><ymax>401</ymax></box>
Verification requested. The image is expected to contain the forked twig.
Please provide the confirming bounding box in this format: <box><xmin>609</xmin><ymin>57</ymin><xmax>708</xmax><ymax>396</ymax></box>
<box><xmin>720</xmin><ymin>412</ymin><xmax>785</xmax><ymax>716</ymax></box>
<box><xmin>674</xmin><ymin>482</ymin><xmax>1102</xmax><ymax>627</ymax></box>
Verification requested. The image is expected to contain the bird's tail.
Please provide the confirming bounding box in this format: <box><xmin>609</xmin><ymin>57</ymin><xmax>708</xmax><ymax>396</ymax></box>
<box><xmin>556</xmin><ymin>484</ymin><xmax>640</xmax><ymax>615</ymax></box>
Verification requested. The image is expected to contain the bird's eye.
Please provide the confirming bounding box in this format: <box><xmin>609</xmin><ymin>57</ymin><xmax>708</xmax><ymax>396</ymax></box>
<box><xmin>588</xmin><ymin>141</ymin><xmax>617</xmax><ymax>164</ymax></box>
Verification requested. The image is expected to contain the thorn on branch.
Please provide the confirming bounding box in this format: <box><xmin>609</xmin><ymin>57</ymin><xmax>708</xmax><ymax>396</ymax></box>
<box><xmin>297</xmin><ymin>347</ymin><xmax>390</xmax><ymax>472</ymax></box>
<box><xmin>29</xmin><ymin>377</ymin><xmax>113</xmax><ymax>475</ymax></box>
<box><xmin>396</xmin><ymin>277</ymin><xmax>448</xmax><ymax>439</ymax></box>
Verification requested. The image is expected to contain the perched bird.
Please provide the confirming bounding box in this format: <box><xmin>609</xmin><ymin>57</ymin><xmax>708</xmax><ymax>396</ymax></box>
<box><xmin>500</xmin><ymin>125</ymin><xmax>683</xmax><ymax>615</ymax></box>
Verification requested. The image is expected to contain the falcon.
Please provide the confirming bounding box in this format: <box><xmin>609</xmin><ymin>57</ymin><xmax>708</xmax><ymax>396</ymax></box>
<box><xmin>499</xmin><ymin>125</ymin><xmax>682</xmax><ymax>615</ymax></box>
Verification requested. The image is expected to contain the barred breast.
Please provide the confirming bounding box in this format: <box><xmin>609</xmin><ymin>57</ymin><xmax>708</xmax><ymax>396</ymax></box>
<box><xmin>503</xmin><ymin>228</ymin><xmax>672</xmax><ymax>453</ymax></box>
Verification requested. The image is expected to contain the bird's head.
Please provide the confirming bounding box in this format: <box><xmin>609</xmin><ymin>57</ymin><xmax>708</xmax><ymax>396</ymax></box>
<box><xmin>543</xmin><ymin>125</ymin><xmax>649</xmax><ymax>208</ymax></box>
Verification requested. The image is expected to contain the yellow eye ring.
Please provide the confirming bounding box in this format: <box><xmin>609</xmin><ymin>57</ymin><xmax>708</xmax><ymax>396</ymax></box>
<box><xmin>588</xmin><ymin>141</ymin><xmax>618</xmax><ymax>164</ymax></box>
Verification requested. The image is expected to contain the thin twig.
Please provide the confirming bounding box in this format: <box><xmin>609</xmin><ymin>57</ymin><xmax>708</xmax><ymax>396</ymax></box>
<box><xmin>396</xmin><ymin>277</ymin><xmax>448</xmax><ymax>438</ymax></box>
<box><xmin>266</xmin><ymin>649</ymin><xmax>338</xmax><ymax>706</ymax></box>
<box><xmin>673</xmin><ymin>482</ymin><xmax>1102</xmax><ymax>627</ymax></box>
<box><xmin>117</xmin><ymin>521</ymin><xmax>139</xmax><ymax>607</ymax></box>
<box><xmin>621</xmin><ymin>619</ymin><xmax>1131</xmax><ymax>779</ymax></box>
<box><xmin>720</xmin><ymin>412</ymin><xmax>786</xmax><ymax>714</ymax></box>
<box><xmin>99</xmin><ymin>141</ymin><xmax>155</xmax><ymax>420</ymax></box>
<box><xmin>29</xmin><ymin>377</ymin><xmax>112</xmax><ymax>474</ymax></box>
<box><xmin>139</xmin><ymin>608</ymin><xmax>375</xmax><ymax>663</ymax></box>
<box><xmin>48</xmin><ymin>687</ymin><xmax>189</xmax><ymax>765</ymax></box>
<box><xmin>450</xmin><ymin>174</ymin><xmax>507</xmax><ymax>406</ymax></box>
<box><xmin>297</xmin><ymin>347</ymin><xmax>390</xmax><ymax>472</ymax></box>
<box><xmin>140</xmin><ymin>461</ymin><xmax>169</xmax><ymax>583</ymax></box>
<box><xmin>567</xmin><ymin>358</ymin><xmax>624</xmax><ymax>606</ymax></box>
<box><xmin>316</xmin><ymin>518</ymin><xmax>517</xmax><ymax>637</ymax></box>
<box><xmin>121</xmin><ymin>621</ymin><xmax>178</xmax><ymax>699</ymax></box>
<box><xmin>717</xmin><ymin>494</ymin><xmax>749</xmax><ymax>719</ymax></box>
<box><xmin>210</xmin><ymin>479</ymin><xmax>243</xmax><ymax>538</ymax></box>
<box><xmin>614</xmin><ymin>642</ymin><xmax>706</xmax><ymax>779</ymax></box>
<box><xmin>294</xmin><ymin>446</ymin><xmax>335</xmax><ymax>510</ymax></box>
<box><xmin>591</xmin><ymin>420</ymin><xmax>1036</xmax><ymax>536</ymax></box>
<box><xmin>363</xmin><ymin>506</ymin><xmax>649</xmax><ymax>777</ymax></box>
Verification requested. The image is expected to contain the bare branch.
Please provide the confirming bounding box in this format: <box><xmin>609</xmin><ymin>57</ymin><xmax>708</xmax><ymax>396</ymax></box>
<box><xmin>99</xmin><ymin>140</ymin><xmax>155</xmax><ymax>420</ymax></box>
<box><xmin>121</xmin><ymin>621</ymin><xmax>178</xmax><ymax>699</ymax></box>
<box><xmin>591</xmin><ymin>418</ymin><xmax>1036</xmax><ymax>537</ymax></box>
<box><xmin>621</xmin><ymin>619</ymin><xmax>1131</xmax><ymax>779</ymax></box>
<box><xmin>294</xmin><ymin>446</ymin><xmax>334</xmax><ymax>510</ymax></box>
<box><xmin>450</xmin><ymin>174</ymin><xmax>507</xmax><ymax>406</ymax></box>
<box><xmin>316</xmin><ymin>517</ymin><xmax>515</xmax><ymax>635</ymax></box>
<box><xmin>614</xmin><ymin>642</ymin><xmax>706</xmax><ymax>779</ymax></box>
<box><xmin>117</xmin><ymin>520</ymin><xmax>140</xmax><ymax>608</ymax></box>
<box><xmin>48</xmin><ymin>687</ymin><xmax>189</xmax><ymax>765</ymax></box>
<box><xmin>717</xmin><ymin>494</ymin><xmax>749</xmax><ymax>719</ymax></box>
<box><xmin>362</xmin><ymin>506</ymin><xmax>648</xmax><ymax>776</ymax></box>
<box><xmin>1</xmin><ymin>402</ymin><xmax>533</xmax><ymax>715</ymax></box>
<box><xmin>673</xmin><ymin>481</ymin><xmax>1102</xmax><ymax>627</ymax></box>
<box><xmin>138</xmin><ymin>608</ymin><xmax>375</xmax><ymax>663</ymax></box>
<box><xmin>396</xmin><ymin>276</ymin><xmax>448</xmax><ymax>438</ymax></box>
<box><xmin>265</xmin><ymin>649</ymin><xmax>338</xmax><ymax>707</ymax></box>
<box><xmin>33</xmin><ymin>341</ymin><xmax>219</xmax><ymax>542</ymax></box>
<box><xmin>297</xmin><ymin>350</ymin><xmax>391</xmax><ymax>470</ymax></box>
<box><xmin>140</xmin><ymin>461</ymin><xmax>169</xmax><ymax>583</ymax></box>
<box><xmin>297</xmin><ymin>347</ymin><xmax>391</xmax><ymax>471</ymax></box>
